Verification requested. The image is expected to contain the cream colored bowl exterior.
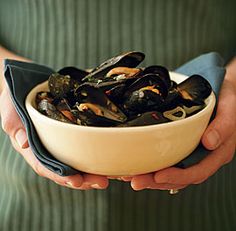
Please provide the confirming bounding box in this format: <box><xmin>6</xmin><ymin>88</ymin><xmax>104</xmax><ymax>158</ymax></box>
<box><xmin>25</xmin><ymin>72</ymin><xmax>216</xmax><ymax>176</ymax></box>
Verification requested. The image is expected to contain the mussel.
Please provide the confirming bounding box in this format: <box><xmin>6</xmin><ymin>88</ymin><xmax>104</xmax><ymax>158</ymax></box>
<box><xmin>82</xmin><ymin>51</ymin><xmax>145</xmax><ymax>82</ymax></box>
<box><xmin>48</xmin><ymin>73</ymin><xmax>78</xmax><ymax>98</ymax></box>
<box><xmin>123</xmin><ymin>74</ymin><xmax>168</xmax><ymax>114</ymax></box>
<box><xmin>36</xmin><ymin>51</ymin><xmax>213</xmax><ymax>127</ymax></box>
<box><xmin>119</xmin><ymin>111</ymin><xmax>169</xmax><ymax>127</ymax></box>
<box><xmin>73</xmin><ymin>84</ymin><xmax>127</xmax><ymax>126</ymax></box>
<box><xmin>177</xmin><ymin>74</ymin><xmax>212</xmax><ymax>106</ymax></box>
<box><xmin>48</xmin><ymin>67</ymin><xmax>89</xmax><ymax>98</ymax></box>
<box><xmin>37</xmin><ymin>98</ymin><xmax>73</xmax><ymax>124</ymax></box>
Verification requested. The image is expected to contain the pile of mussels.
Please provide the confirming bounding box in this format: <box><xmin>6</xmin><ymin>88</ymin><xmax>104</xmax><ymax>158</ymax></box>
<box><xmin>36</xmin><ymin>51</ymin><xmax>212</xmax><ymax>127</ymax></box>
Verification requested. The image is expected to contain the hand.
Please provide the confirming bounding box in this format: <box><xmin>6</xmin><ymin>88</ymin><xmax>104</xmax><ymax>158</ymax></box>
<box><xmin>127</xmin><ymin>77</ymin><xmax>236</xmax><ymax>191</ymax></box>
<box><xmin>0</xmin><ymin>73</ymin><xmax>109</xmax><ymax>190</ymax></box>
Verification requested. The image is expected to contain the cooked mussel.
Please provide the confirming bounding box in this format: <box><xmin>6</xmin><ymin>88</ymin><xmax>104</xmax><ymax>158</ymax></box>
<box><xmin>141</xmin><ymin>65</ymin><xmax>172</xmax><ymax>89</ymax></box>
<box><xmin>82</xmin><ymin>51</ymin><xmax>145</xmax><ymax>82</ymax></box>
<box><xmin>177</xmin><ymin>74</ymin><xmax>212</xmax><ymax>106</ymax></box>
<box><xmin>37</xmin><ymin>98</ymin><xmax>73</xmax><ymax>123</ymax></box>
<box><xmin>55</xmin><ymin>98</ymin><xmax>77</xmax><ymax>123</ymax></box>
<box><xmin>119</xmin><ymin>111</ymin><xmax>169</xmax><ymax>127</ymax></box>
<box><xmin>123</xmin><ymin>74</ymin><xmax>168</xmax><ymax>114</ymax></box>
<box><xmin>48</xmin><ymin>73</ymin><xmax>79</xmax><ymax>98</ymax></box>
<box><xmin>74</xmin><ymin>84</ymin><xmax>127</xmax><ymax>124</ymax></box>
<box><xmin>58</xmin><ymin>66</ymin><xmax>89</xmax><ymax>83</ymax></box>
<box><xmin>36</xmin><ymin>51</ymin><xmax>213</xmax><ymax>127</ymax></box>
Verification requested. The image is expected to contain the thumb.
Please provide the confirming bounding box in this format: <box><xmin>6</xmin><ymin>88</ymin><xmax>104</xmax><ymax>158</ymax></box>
<box><xmin>0</xmin><ymin>87</ymin><xmax>28</xmax><ymax>148</ymax></box>
<box><xmin>202</xmin><ymin>80</ymin><xmax>236</xmax><ymax>150</ymax></box>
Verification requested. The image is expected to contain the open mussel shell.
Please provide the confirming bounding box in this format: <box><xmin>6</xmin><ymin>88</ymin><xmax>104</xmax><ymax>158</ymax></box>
<box><xmin>82</xmin><ymin>51</ymin><xmax>145</xmax><ymax>82</ymax></box>
<box><xmin>74</xmin><ymin>84</ymin><xmax>127</xmax><ymax>123</ymax></box>
<box><xmin>71</xmin><ymin>107</ymin><xmax>122</xmax><ymax>127</ymax></box>
<box><xmin>119</xmin><ymin>111</ymin><xmax>169</xmax><ymax>127</ymax></box>
<box><xmin>54</xmin><ymin>98</ymin><xmax>77</xmax><ymax>123</ymax></box>
<box><xmin>104</xmin><ymin>83</ymin><xmax>127</xmax><ymax>104</ymax></box>
<box><xmin>141</xmin><ymin>65</ymin><xmax>172</xmax><ymax>89</ymax></box>
<box><xmin>156</xmin><ymin>90</ymin><xmax>181</xmax><ymax>112</ymax></box>
<box><xmin>177</xmin><ymin>74</ymin><xmax>212</xmax><ymax>105</ymax></box>
<box><xmin>58</xmin><ymin>66</ymin><xmax>89</xmax><ymax>84</ymax></box>
<box><xmin>37</xmin><ymin>98</ymin><xmax>73</xmax><ymax>124</ymax></box>
<box><xmin>48</xmin><ymin>73</ymin><xmax>79</xmax><ymax>98</ymax></box>
<box><xmin>123</xmin><ymin>74</ymin><xmax>168</xmax><ymax>114</ymax></box>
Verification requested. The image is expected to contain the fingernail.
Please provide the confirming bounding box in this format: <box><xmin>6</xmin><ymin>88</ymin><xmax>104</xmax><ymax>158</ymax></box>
<box><xmin>206</xmin><ymin>129</ymin><xmax>220</xmax><ymax>149</ymax></box>
<box><xmin>131</xmin><ymin>181</ymin><xmax>144</xmax><ymax>191</ymax></box>
<box><xmin>15</xmin><ymin>129</ymin><xmax>28</xmax><ymax>148</ymax></box>
<box><xmin>65</xmin><ymin>181</ymin><xmax>76</xmax><ymax>188</ymax></box>
<box><xmin>91</xmin><ymin>184</ymin><xmax>103</xmax><ymax>189</ymax></box>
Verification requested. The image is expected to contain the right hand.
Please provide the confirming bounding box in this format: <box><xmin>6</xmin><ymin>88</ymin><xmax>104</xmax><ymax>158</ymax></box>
<box><xmin>0</xmin><ymin>74</ymin><xmax>109</xmax><ymax>190</ymax></box>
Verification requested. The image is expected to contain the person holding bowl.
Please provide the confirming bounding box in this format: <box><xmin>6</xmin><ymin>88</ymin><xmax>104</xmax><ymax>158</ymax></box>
<box><xmin>0</xmin><ymin>0</ymin><xmax>236</xmax><ymax>230</ymax></box>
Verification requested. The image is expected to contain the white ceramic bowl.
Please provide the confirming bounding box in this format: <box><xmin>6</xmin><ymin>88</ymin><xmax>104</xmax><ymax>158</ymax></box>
<box><xmin>25</xmin><ymin>72</ymin><xmax>216</xmax><ymax>176</ymax></box>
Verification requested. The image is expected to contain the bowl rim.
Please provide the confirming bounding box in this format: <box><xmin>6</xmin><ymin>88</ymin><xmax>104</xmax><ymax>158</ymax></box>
<box><xmin>25</xmin><ymin>72</ymin><xmax>216</xmax><ymax>133</ymax></box>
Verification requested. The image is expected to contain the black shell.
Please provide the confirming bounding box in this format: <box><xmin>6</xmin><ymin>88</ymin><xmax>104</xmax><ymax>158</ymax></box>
<box><xmin>71</xmin><ymin>108</ymin><xmax>122</xmax><ymax>127</ymax></box>
<box><xmin>177</xmin><ymin>74</ymin><xmax>212</xmax><ymax>105</ymax></box>
<box><xmin>48</xmin><ymin>73</ymin><xmax>78</xmax><ymax>98</ymax></box>
<box><xmin>74</xmin><ymin>84</ymin><xmax>127</xmax><ymax>123</ymax></box>
<box><xmin>82</xmin><ymin>51</ymin><xmax>145</xmax><ymax>82</ymax></box>
<box><xmin>58</xmin><ymin>66</ymin><xmax>89</xmax><ymax>84</ymax></box>
<box><xmin>37</xmin><ymin>99</ymin><xmax>72</xmax><ymax>123</ymax></box>
<box><xmin>141</xmin><ymin>65</ymin><xmax>172</xmax><ymax>89</ymax></box>
<box><xmin>119</xmin><ymin>111</ymin><xmax>169</xmax><ymax>127</ymax></box>
<box><xmin>123</xmin><ymin>74</ymin><xmax>168</xmax><ymax>114</ymax></box>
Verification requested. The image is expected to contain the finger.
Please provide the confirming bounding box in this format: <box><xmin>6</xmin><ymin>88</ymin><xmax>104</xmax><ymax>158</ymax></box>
<box><xmin>10</xmin><ymin>137</ymin><xmax>84</xmax><ymax>188</ymax></box>
<box><xmin>146</xmin><ymin>183</ymin><xmax>188</xmax><ymax>190</ymax></box>
<box><xmin>120</xmin><ymin>176</ymin><xmax>133</xmax><ymax>182</ymax></box>
<box><xmin>82</xmin><ymin>173</ymin><xmax>109</xmax><ymax>189</ymax></box>
<box><xmin>154</xmin><ymin>133</ymin><xmax>236</xmax><ymax>185</ymax></box>
<box><xmin>130</xmin><ymin>173</ymin><xmax>187</xmax><ymax>191</ymax></box>
<box><xmin>0</xmin><ymin>88</ymin><xmax>28</xmax><ymax>148</ymax></box>
<box><xmin>131</xmin><ymin>173</ymin><xmax>155</xmax><ymax>190</ymax></box>
<box><xmin>71</xmin><ymin>174</ymin><xmax>109</xmax><ymax>190</ymax></box>
<box><xmin>202</xmin><ymin>80</ymin><xmax>236</xmax><ymax>150</ymax></box>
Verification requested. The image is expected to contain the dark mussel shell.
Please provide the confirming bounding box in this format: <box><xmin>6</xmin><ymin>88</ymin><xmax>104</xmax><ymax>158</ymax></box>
<box><xmin>119</xmin><ymin>111</ymin><xmax>169</xmax><ymax>127</ymax></box>
<box><xmin>123</xmin><ymin>74</ymin><xmax>168</xmax><ymax>114</ymax></box>
<box><xmin>74</xmin><ymin>84</ymin><xmax>127</xmax><ymax>123</ymax></box>
<box><xmin>48</xmin><ymin>73</ymin><xmax>79</xmax><ymax>98</ymax></box>
<box><xmin>55</xmin><ymin>98</ymin><xmax>77</xmax><ymax>123</ymax></box>
<box><xmin>177</xmin><ymin>74</ymin><xmax>212</xmax><ymax>106</ymax></box>
<box><xmin>154</xmin><ymin>80</ymin><xmax>180</xmax><ymax>111</ymax></box>
<box><xmin>71</xmin><ymin>107</ymin><xmax>122</xmax><ymax>127</ymax></box>
<box><xmin>156</xmin><ymin>90</ymin><xmax>181</xmax><ymax>112</ymax></box>
<box><xmin>140</xmin><ymin>65</ymin><xmax>172</xmax><ymax>89</ymax></box>
<box><xmin>37</xmin><ymin>98</ymin><xmax>73</xmax><ymax>123</ymax></box>
<box><xmin>82</xmin><ymin>51</ymin><xmax>145</xmax><ymax>82</ymax></box>
<box><xmin>58</xmin><ymin>66</ymin><xmax>89</xmax><ymax>84</ymax></box>
<box><xmin>104</xmin><ymin>83</ymin><xmax>127</xmax><ymax>104</ymax></box>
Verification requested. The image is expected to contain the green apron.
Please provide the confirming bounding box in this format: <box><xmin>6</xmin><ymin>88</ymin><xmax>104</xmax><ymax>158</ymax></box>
<box><xmin>0</xmin><ymin>0</ymin><xmax>235</xmax><ymax>230</ymax></box>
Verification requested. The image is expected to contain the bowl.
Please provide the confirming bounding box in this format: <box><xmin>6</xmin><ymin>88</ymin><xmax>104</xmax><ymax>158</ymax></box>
<box><xmin>25</xmin><ymin>72</ymin><xmax>216</xmax><ymax>176</ymax></box>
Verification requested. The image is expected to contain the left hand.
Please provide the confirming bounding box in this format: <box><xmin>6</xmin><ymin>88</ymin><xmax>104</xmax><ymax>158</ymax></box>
<box><xmin>125</xmin><ymin>75</ymin><xmax>236</xmax><ymax>191</ymax></box>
